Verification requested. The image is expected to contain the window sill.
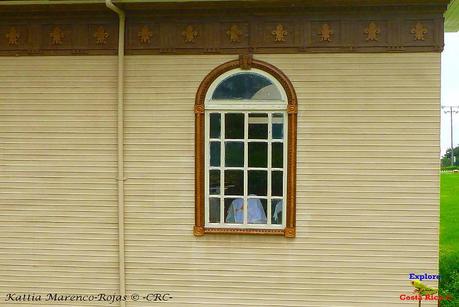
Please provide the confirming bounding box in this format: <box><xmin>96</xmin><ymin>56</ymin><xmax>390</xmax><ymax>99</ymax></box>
<box><xmin>193</xmin><ymin>226</ymin><xmax>295</xmax><ymax>238</ymax></box>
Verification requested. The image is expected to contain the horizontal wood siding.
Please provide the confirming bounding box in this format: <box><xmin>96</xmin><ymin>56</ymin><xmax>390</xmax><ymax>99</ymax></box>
<box><xmin>124</xmin><ymin>53</ymin><xmax>440</xmax><ymax>306</ymax></box>
<box><xmin>0</xmin><ymin>53</ymin><xmax>440</xmax><ymax>306</ymax></box>
<box><xmin>0</xmin><ymin>57</ymin><xmax>120</xmax><ymax>306</ymax></box>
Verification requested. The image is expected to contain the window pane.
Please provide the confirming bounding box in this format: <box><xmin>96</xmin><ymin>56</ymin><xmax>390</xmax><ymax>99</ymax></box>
<box><xmin>209</xmin><ymin>198</ymin><xmax>221</xmax><ymax>223</ymax></box>
<box><xmin>209</xmin><ymin>170</ymin><xmax>220</xmax><ymax>195</ymax></box>
<box><xmin>225</xmin><ymin>113</ymin><xmax>244</xmax><ymax>139</ymax></box>
<box><xmin>248</xmin><ymin>113</ymin><xmax>268</xmax><ymax>139</ymax></box>
<box><xmin>248</xmin><ymin>170</ymin><xmax>267</xmax><ymax>196</ymax></box>
<box><xmin>225</xmin><ymin>198</ymin><xmax>243</xmax><ymax>224</ymax></box>
<box><xmin>210</xmin><ymin>141</ymin><xmax>220</xmax><ymax>167</ymax></box>
<box><xmin>225</xmin><ymin>142</ymin><xmax>244</xmax><ymax>167</ymax></box>
<box><xmin>272</xmin><ymin>171</ymin><xmax>283</xmax><ymax>197</ymax></box>
<box><xmin>271</xmin><ymin>199</ymin><xmax>283</xmax><ymax>225</ymax></box>
<box><xmin>272</xmin><ymin>142</ymin><xmax>283</xmax><ymax>168</ymax></box>
<box><xmin>212</xmin><ymin>73</ymin><xmax>282</xmax><ymax>101</ymax></box>
<box><xmin>224</xmin><ymin>170</ymin><xmax>244</xmax><ymax>195</ymax></box>
<box><xmin>248</xmin><ymin>142</ymin><xmax>267</xmax><ymax>168</ymax></box>
<box><xmin>248</xmin><ymin>198</ymin><xmax>267</xmax><ymax>224</ymax></box>
<box><xmin>252</xmin><ymin>84</ymin><xmax>282</xmax><ymax>101</ymax></box>
<box><xmin>272</xmin><ymin>113</ymin><xmax>284</xmax><ymax>139</ymax></box>
<box><xmin>210</xmin><ymin>113</ymin><xmax>221</xmax><ymax>139</ymax></box>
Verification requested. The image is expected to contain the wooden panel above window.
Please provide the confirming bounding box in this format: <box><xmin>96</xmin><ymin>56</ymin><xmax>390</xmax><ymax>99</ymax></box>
<box><xmin>0</xmin><ymin>1</ymin><xmax>447</xmax><ymax>56</ymax></box>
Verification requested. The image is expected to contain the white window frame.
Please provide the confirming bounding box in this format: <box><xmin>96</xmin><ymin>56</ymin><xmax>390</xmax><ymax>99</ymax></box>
<box><xmin>204</xmin><ymin>68</ymin><xmax>288</xmax><ymax>230</ymax></box>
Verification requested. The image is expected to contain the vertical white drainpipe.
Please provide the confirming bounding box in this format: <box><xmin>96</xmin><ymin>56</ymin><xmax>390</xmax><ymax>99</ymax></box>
<box><xmin>105</xmin><ymin>1</ymin><xmax>126</xmax><ymax>306</ymax></box>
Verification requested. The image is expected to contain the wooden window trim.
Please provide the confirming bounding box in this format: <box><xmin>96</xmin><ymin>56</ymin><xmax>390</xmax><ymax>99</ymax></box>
<box><xmin>194</xmin><ymin>55</ymin><xmax>297</xmax><ymax>238</ymax></box>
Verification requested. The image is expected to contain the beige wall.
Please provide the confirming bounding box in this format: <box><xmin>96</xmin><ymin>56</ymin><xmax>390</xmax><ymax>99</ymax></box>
<box><xmin>0</xmin><ymin>57</ymin><xmax>120</xmax><ymax>306</ymax></box>
<box><xmin>0</xmin><ymin>53</ymin><xmax>440</xmax><ymax>306</ymax></box>
<box><xmin>123</xmin><ymin>53</ymin><xmax>441</xmax><ymax>307</ymax></box>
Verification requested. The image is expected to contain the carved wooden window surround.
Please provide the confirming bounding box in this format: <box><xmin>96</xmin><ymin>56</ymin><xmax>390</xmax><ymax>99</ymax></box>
<box><xmin>194</xmin><ymin>55</ymin><xmax>297</xmax><ymax>238</ymax></box>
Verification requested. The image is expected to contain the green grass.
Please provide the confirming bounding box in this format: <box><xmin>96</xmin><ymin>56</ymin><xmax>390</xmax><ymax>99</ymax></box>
<box><xmin>440</xmin><ymin>173</ymin><xmax>459</xmax><ymax>306</ymax></box>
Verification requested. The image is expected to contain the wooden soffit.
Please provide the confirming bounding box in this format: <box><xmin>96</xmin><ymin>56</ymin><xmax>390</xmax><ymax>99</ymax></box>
<box><xmin>0</xmin><ymin>1</ymin><xmax>448</xmax><ymax>56</ymax></box>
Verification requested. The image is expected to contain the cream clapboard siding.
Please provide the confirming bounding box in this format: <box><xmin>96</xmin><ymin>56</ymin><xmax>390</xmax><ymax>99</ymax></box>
<box><xmin>0</xmin><ymin>57</ymin><xmax>120</xmax><ymax>306</ymax></box>
<box><xmin>124</xmin><ymin>53</ymin><xmax>440</xmax><ymax>307</ymax></box>
<box><xmin>0</xmin><ymin>53</ymin><xmax>440</xmax><ymax>307</ymax></box>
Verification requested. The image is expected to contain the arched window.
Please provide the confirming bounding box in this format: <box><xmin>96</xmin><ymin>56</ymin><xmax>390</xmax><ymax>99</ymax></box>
<box><xmin>194</xmin><ymin>56</ymin><xmax>297</xmax><ymax>237</ymax></box>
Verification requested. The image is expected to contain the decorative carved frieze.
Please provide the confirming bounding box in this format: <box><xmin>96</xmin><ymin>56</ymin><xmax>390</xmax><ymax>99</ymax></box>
<box><xmin>318</xmin><ymin>23</ymin><xmax>333</xmax><ymax>42</ymax></box>
<box><xmin>0</xmin><ymin>9</ymin><xmax>444</xmax><ymax>55</ymax></box>
<box><xmin>94</xmin><ymin>26</ymin><xmax>109</xmax><ymax>44</ymax></box>
<box><xmin>49</xmin><ymin>26</ymin><xmax>64</xmax><ymax>45</ymax></box>
<box><xmin>411</xmin><ymin>22</ymin><xmax>428</xmax><ymax>40</ymax></box>
<box><xmin>6</xmin><ymin>27</ymin><xmax>19</xmax><ymax>46</ymax></box>
<box><xmin>272</xmin><ymin>24</ymin><xmax>287</xmax><ymax>42</ymax></box>
<box><xmin>227</xmin><ymin>25</ymin><xmax>242</xmax><ymax>43</ymax></box>
<box><xmin>138</xmin><ymin>25</ymin><xmax>153</xmax><ymax>44</ymax></box>
<box><xmin>182</xmin><ymin>25</ymin><xmax>198</xmax><ymax>43</ymax></box>
<box><xmin>364</xmin><ymin>22</ymin><xmax>380</xmax><ymax>41</ymax></box>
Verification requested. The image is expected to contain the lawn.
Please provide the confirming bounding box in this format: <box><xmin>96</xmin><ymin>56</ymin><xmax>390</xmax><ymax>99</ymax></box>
<box><xmin>440</xmin><ymin>172</ymin><xmax>459</xmax><ymax>306</ymax></box>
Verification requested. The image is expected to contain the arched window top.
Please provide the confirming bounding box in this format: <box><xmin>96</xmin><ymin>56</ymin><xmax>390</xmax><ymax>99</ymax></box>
<box><xmin>211</xmin><ymin>72</ymin><xmax>283</xmax><ymax>101</ymax></box>
<box><xmin>205</xmin><ymin>69</ymin><xmax>287</xmax><ymax>106</ymax></box>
